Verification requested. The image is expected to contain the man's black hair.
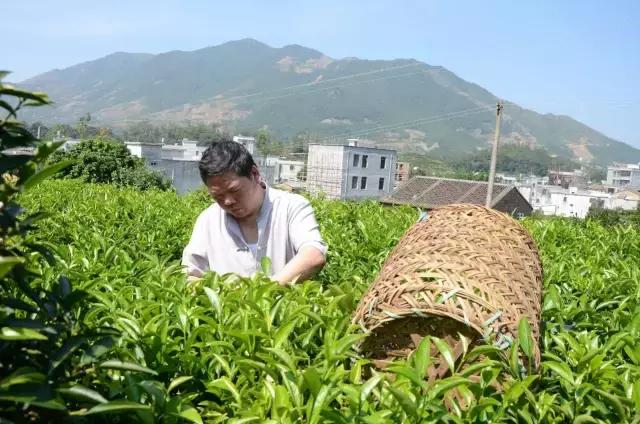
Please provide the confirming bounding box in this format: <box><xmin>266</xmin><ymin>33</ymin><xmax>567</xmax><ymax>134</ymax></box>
<box><xmin>199</xmin><ymin>140</ymin><xmax>256</xmax><ymax>182</ymax></box>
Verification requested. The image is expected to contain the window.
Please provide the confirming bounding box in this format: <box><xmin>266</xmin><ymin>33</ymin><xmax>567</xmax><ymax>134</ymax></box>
<box><xmin>289</xmin><ymin>165</ymin><xmax>294</xmax><ymax>171</ymax></box>
<box><xmin>353</xmin><ymin>154</ymin><xmax>360</xmax><ymax>167</ymax></box>
<box><xmin>380</xmin><ymin>156</ymin><xmax>386</xmax><ymax>169</ymax></box>
<box><xmin>362</xmin><ymin>155</ymin><xmax>368</xmax><ymax>168</ymax></box>
<box><xmin>360</xmin><ymin>176</ymin><xmax>367</xmax><ymax>189</ymax></box>
<box><xmin>351</xmin><ymin>176</ymin><xmax>358</xmax><ymax>189</ymax></box>
<box><xmin>378</xmin><ymin>177</ymin><xmax>385</xmax><ymax>190</ymax></box>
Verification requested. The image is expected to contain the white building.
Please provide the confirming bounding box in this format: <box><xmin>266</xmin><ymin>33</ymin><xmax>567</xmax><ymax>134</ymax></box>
<box><xmin>232</xmin><ymin>135</ymin><xmax>256</xmax><ymax>155</ymax></box>
<box><xmin>517</xmin><ymin>184</ymin><xmax>639</xmax><ymax>218</ymax></box>
<box><xmin>606</xmin><ymin>163</ymin><xmax>640</xmax><ymax>188</ymax></box>
<box><xmin>125</xmin><ymin>137</ymin><xmax>278</xmax><ymax>194</ymax></box>
<box><xmin>276</xmin><ymin>159</ymin><xmax>305</xmax><ymax>183</ymax></box>
<box><xmin>306</xmin><ymin>141</ymin><xmax>397</xmax><ymax>200</ymax></box>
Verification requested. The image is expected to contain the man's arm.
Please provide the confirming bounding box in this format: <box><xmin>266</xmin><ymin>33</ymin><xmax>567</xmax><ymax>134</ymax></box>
<box><xmin>276</xmin><ymin>197</ymin><xmax>327</xmax><ymax>285</ymax></box>
<box><xmin>272</xmin><ymin>245</ymin><xmax>326</xmax><ymax>285</ymax></box>
<box><xmin>182</xmin><ymin>213</ymin><xmax>210</xmax><ymax>279</ymax></box>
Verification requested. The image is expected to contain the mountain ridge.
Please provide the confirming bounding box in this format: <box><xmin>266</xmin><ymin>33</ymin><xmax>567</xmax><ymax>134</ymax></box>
<box><xmin>18</xmin><ymin>38</ymin><xmax>640</xmax><ymax>165</ymax></box>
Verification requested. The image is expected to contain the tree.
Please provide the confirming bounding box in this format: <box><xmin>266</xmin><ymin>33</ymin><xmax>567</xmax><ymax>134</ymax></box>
<box><xmin>75</xmin><ymin>112</ymin><xmax>91</xmax><ymax>139</ymax></box>
<box><xmin>50</xmin><ymin>138</ymin><xmax>171</xmax><ymax>190</ymax></box>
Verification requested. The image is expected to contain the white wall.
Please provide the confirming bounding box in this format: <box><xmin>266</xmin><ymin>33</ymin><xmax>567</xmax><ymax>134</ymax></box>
<box><xmin>343</xmin><ymin>146</ymin><xmax>396</xmax><ymax>200</ymax></box>
<box><xmin>277</xmin><ymin>160</ymin><xmax>305</xmax><ymax>182</ymax></box>
<box><xmin>306</xmin><ymin>145</ymin><xmax>344</xmax><ymax>199</ymax></box>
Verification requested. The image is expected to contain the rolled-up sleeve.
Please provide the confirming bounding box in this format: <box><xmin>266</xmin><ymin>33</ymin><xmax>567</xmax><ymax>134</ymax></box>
<box><xmin>288</xmin><ymin>198</ymin><xmax>328</xmax><ymax>256</ymax></box>
<box><xmin>182</xmin><ymin>213</ymin><xmax>210</xmax><ymax>277</ymax></box>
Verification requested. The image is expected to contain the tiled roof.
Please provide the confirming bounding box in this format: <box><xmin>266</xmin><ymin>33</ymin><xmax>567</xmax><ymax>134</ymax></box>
<box><xmin>381</xmin><ymin>176</ymin><xmax>514</xmax><ymax>208</ymax></box>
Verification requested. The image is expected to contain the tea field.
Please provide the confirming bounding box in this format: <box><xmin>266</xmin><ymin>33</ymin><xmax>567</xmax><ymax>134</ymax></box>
<box><xmin>4</xmin><ymin>179</ymin><xmax>640</xmax><ymax>423</ymax></box>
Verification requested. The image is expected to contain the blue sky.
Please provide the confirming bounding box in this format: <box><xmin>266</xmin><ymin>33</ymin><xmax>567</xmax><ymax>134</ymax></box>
<box><xmin>3</xmin><ymin>1</ymin><xmax>639</xmax><ymax>147</ymax></box>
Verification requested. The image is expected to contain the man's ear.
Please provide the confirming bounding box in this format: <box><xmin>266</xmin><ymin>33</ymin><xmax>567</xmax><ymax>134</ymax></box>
<box><xmin>251</xmin><ymin>165</ymin><xmax>262</xmax><ymax>184</ymax></box>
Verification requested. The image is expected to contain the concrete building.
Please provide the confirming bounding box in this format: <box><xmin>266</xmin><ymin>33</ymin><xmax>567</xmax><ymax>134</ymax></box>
<box><xmin>276</xmin><ymin>159</ymin><xmax>305</xmax><ymax>183</ymax></box>
<box><xmin>126</xmin><ymin>138</ymin><xmax>279</xmax><ymax>194</ymax></box>
<box><xmin>517</xmin><ymin>185</ymin><xmax>639</xmax><ymax>218</ymax></box>
<box><xmin>606</xmin><ymin>163</ymin><xmax>640</xmax><ymax>188</ymax></box>
<box><xmin>232</xmin><ymin>135</ymin><xmax>256</xmax><ymax>155</ymax></box>
<box><xmin>548</xmin><ymin>169</ymin><xmax>586</xmax><ymax>188</ymax></box>
<box><xmin>306</xmin><ymin>141</ymin><xmax>397</xmax><ymax>200</ymax></box>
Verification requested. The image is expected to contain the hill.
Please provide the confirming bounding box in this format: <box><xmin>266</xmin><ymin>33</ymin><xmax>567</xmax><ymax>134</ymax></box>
<box><xmin>18</xmin><ymin>38</ymin><xmax>640</xmax><ymax>164</ymax></box>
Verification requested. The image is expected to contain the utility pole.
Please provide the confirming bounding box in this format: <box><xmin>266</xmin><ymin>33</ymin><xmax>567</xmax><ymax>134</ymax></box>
<box><xmin>485</xmin><ymin>101</ymin><xmax>503</xmax><ymax>207</ymax></box>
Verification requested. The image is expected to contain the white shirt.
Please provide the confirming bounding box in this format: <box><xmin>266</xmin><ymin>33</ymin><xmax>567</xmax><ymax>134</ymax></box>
<box><xmin>181</xmin><ymin>187</ymin><xmax>327</xmax><ymax>278</ymax></box>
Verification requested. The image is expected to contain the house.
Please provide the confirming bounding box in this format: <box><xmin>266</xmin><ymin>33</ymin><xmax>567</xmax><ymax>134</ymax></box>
<box><xmin>606</xmin><ymin>162</ymin><xmax>640</xmax><ymax>188</ymax></box>
<box><xmin>610</xmin><ymin>189</ymin><xmax>640</xmax><ymax>210</ymax></box>
<box><xmin>125</xmin><ymin>137</ymin><xmax>278</xmax><ymax>194</ymax></box>
<box><xmin>548</xmin><ymin>169</ymin><xmax>586</xmax><ymax>188</ymax></box>
<box><xmin>516</xmin><ymin>184</ymin><xmax>639</xmax><ymax>218</ymax></box>
<box><xmin>394</xmin><ymin>162</ymin><xmax>410</xmax><ymax>187</ymax></box>
<box><xmin>382</xmin><ymin>176</ymin><xmax>533</xmax><ymax>217</ymax></box>
<box><xmin>306</xmin><ymin>140</ymin><xmax>397</xmax><ymax>200</ymax></box>
<box><xmin>232</xmin><ymin>135</ymin><xmax>256</xmax><ymax>155</ymax></box>
<box><xmin>275</xmin><ymin>159</ymin><xmax>305</xmax><ymax>183</ymax></box>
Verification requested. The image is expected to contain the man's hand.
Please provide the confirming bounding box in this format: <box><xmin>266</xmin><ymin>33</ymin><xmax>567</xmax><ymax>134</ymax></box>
<box><xmin>272</xmin><ymin>245</ymin><xmax>326</xmax><ymax>286</ymax></box>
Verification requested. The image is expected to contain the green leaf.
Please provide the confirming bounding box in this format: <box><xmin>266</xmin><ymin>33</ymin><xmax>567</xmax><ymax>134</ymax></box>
<box><xmin>207</xmin><ymin>377</ymin><xmax>241</xmax><ymax>404</ymax></box>
<box><xmin>49</xmin><ymin>336</ymin><xmax>89</xmax><ymax>374</ymax></box>
<box><xmin>0</xmin><ymin>326</ymin><xmax>47</xmax><ymax>340</ymax></box>
<box><xmin>0</xmin><ymin>368</ymin><xmax>45</xmax><ymax>389</ymax></box>
<box><xmin>0</xmin><ymin>256</ymin><xmax>23</xmax><ymax>279</ymax></box>
<box><xmin>264</xmin><ymin>347</ymin><xmax>297</xmax><ymax>371</ymax></box>
<box><xmin>23</xmin><ymin>160</ymin><xmax>72</xmax><ymax>190</ymax></box>
<box><xmin>99</xmin><ymin>360</ymin><xmax>158</xmax><ymax>376</ymax></box>
<box><xmin>85</xmin><ymin>400</ymin><xmax>152</xmax><ymax>415</ymax></box>
<box><xmin>573</xmin><ymin>415</ymin><xmax>599</xmax><ymax>424</ymax></box>
<box><xmin>414</xmin><ymin>336</ymin><xmax>431</xmax><ymax>377</ymax></box>
<box><xmin>543</xmin><ymin>361</ymin><xmax>575</xmax><ymax>385</ymax></box>
<box><xmin>360</xmin><ymin>373</ymin><xmax>383</xmax><ymax>403</ymax></box>
<box><xmin>168</xmin><ymin>376</ymin><xmax>193</xmax><ymax>393</ymax></box>
<box><xmin>203</xmin><ymin>287</ymin><xmax>222</xmax><ymax>316</ymax></box>
<box><xmin>260</xmin><ymin>256</ymin><xmax>272</xmax><ymax>275</ymax></box>
<box><xmin>303</xmin><ymin>367</ymin><xmax>322</xmax><ymax>397</ymax></box>
<box><xmin>387</xmin><ymin>384</ymin><xmax>417</xmax><ymax>418</ymax></box>
<box><xmin>518</xmin><ymin>317</ymin><xmax>534</xmax><ymax>361</ymax></box>
<box><xmin>179</xmin><ymin>407</ymin><xmax>203</xmax><ymax>424</ymax></box>
<box><xmin>58</xmin><ymin>385</ymin><xmax>108</xmax><ymax>404</ymax></box>
<box><xmin>80</xmin><ymin>336</ymin><xmax>117</xmax><ymax>365</ymax></box>
<box><xmin>433</xmin><ymin>337</ymin><xmax>456</xmax><ymax>372</ymax></box>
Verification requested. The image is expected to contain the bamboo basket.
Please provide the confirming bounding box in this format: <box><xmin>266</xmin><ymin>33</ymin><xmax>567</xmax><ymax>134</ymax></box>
<box><xmin>352</xmin><ymin>204</ymin><xmax>543</xmax><ymax>377</ymax></box>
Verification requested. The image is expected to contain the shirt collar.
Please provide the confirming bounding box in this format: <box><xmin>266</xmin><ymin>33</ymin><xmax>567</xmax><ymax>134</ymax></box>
<box><xmin>224</xmin><ymin>184</ymin><xmax>272</xmax><ymax>243</ymax></box>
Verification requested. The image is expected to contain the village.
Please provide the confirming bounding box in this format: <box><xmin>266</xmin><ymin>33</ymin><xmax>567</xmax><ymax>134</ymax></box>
<box><xmin>107</xmin><ymin>135</ymin><xmax>639</xmax><ymax>218</ymax></box>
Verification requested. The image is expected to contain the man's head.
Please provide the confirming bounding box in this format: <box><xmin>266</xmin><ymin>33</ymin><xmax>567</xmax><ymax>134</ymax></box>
<box><xmin>199</xmin><ymin>140</ymin><xmax>265</xmax><ymax>220</ymax></box>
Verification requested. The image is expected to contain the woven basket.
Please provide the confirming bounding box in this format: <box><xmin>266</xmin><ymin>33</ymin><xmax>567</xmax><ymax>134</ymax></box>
<box><xmin>353</xmin><ymin>204</ymin><xmax>543</xmax><ymax>375</ymax></box>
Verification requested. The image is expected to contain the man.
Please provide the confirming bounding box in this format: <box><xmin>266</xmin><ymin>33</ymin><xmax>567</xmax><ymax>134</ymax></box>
<box><xmin>182</xmin><ymin>140</ymin><xmax>327</xmax><ymax>285</ymax></box>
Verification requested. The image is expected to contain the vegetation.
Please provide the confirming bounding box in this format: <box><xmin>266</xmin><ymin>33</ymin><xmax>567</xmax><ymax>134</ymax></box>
<box><xmin>121</xmin><ymin>122</ymin><xmax>229</xmax><ymax>146</ymax></box>
<box><xmin>0</xmin><ymin>72</ymin><xmax>121</xmax><ymax>422</ymax></box>
<box><xmin>453</xmin><ymin>145</ymin><xmax>579</xmax><ymax>177</ymax></box>
<box><xmin>3</xmin><ymin>176</ymin><xmax>637</xmax><ymax>422</ymax></box>
<box><xmin>50</xmin><ymin>138</ymin><xmax>171</xmax><ymax>191</ymax></box>
<box><xmin>587</xmin><ymin>206</ymin><xmax>640</xmax><ymax>227</ymax></box>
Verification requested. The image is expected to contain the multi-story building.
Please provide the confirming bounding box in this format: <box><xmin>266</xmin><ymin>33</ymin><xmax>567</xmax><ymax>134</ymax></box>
<box><xmin>306</xmin><ymin>140</ymin><xmax>397</xmax><ymax>200</ymax></box>
<box><xmin>606</xmin><ymin>163</ymin><xmax>640</xmax><ymax>188</ymax></box>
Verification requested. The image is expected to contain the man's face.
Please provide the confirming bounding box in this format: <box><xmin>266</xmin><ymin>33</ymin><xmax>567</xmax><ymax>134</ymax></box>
<box><xmin>206</xmin><ymin>167</ymin><xmax>264</xmax><ymax>219</ymax></box>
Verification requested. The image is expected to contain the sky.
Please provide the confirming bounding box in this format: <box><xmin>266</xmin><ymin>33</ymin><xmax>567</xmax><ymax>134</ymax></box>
<box><xmin>3</xmin><ymin>0</ymin><xmax>640</xmax><ymax>147</ymax></box>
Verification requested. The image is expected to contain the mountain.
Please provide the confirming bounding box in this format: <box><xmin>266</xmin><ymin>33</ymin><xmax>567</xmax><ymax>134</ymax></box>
<box><xmin>18</xmin><ymin>38</ymin><xmax>640</xmax><ymax>164</ymax></box>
